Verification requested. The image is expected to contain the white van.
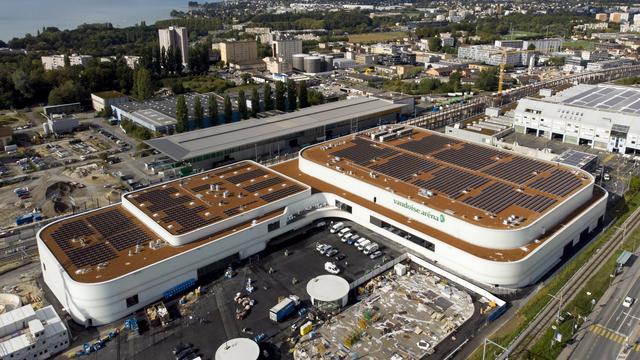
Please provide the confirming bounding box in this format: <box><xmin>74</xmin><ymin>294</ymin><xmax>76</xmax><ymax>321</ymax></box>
<box><xmin>337</xmin><ymin>227</ymin><xmax>351</xmax><ymax>237</ymax></box>
<box><xmin>363</xmin><ymin>242</ymin><xmax>379</xmax><ymax>255</ymax></box>
<box><xmin>357</xmin><ymin>239</ymin><xmax>371</xmax><ymax>251</ymax></box>
<box><xmin>354</xmin><ymin>237</ymin><xmax>367</xmax><ymax>248</ymax></box>
<box><xmin>330</xmin><ymin>222</ymin><xmax>345</xmax><ymax>233</ymax></box>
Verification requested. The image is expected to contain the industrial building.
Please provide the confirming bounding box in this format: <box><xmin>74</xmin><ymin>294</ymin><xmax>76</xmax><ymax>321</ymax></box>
<box><xmin>219</xmin><ymin>41</ymin><xmax>264</xmax><ymax>70</ymax></box>
<box><xmin>514</xmin><ymin>84</ymin><xmax>640</xmax><ymax>153</ymax></box>
<box><xmin>112</xmin><ymin>93</ymin><xmax>219</xmax><ymax>133</ymax></box>
<box><xmin>158</xmin><ymin>27</ymin><xmax>189</xmax><ymax>66</ymax></box>
<box><xmin>0</xmin><ymin>304</ymin><xmax>69</xmax><ymax>359</ymax></box>
<box><xmin>91</xmin><ymin>91</ymin><xmax>129</xmax><ymax>112</ymax></box>
<box><xmin>43</xmin><ymin>115</ymin><xmax>79</xmax><ymax>135</ymax></box>
<box><xmin>145</xmin><ymin>97</ymin><xmax>405</xmax><ymax>169</ymax></box>
<box><xmin>38</xmin><ymin>125</ymin><xmax>605</xmax><ymax>326</ymax></box>
<box><xmin>272</xmin><ymin>39</ymin><xmax>303</xmax><ymax>63</ymax></box>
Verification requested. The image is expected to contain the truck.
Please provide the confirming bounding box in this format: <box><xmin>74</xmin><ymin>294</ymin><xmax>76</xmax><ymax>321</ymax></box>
<box><xmin>16</xmin><ymin>212</ymin><xmax>41</xmax><ymax>226</ymax></box>
<box><xmin>269</xmin><ymin>295</ymin><xmax>301</xmax><ymax>322</ymax></box>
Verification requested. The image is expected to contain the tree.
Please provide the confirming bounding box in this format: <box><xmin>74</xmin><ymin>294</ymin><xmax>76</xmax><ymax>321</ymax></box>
<box><xmin>152</xmin><ymin>44</ymin><xmax>162</xmax><ymax>75</ymax></box>
<box><xmin>308</xmin><ymin>89</ymin><xmax>324</xmax><ymax>106</ymax></box>
<box><xmin>223</xmin><ymin>95</ymin><xmax>233</xmax><ymax>123</ymax></box>
<box><xmin>102</xmin><ymin>105</ymin><xmax>113</xmax><ymax>119</ymax></box>
<box><xmin>286</xmin><ymin>79</ymin><xmax>297</xmax><ymax>111</ymax></box>
<box><xmin>238</xmin><ymin>90</ymin><xmax>248</xmax><ymax>119</ymax></box>
<box><xmin>193</xmin><ymin>96</ymin><xmax>204</xmax><ymax>129</ymax></box>
<box><xmin>64</xmin><ymin>54</ymin><xmax>71</xmax><ymax>67</ymax></box>
<box><xmin>264</xmin><ymin>84</ymin><xmax>274</xmax><ymax>111</ymax></box>
<box><xmin>133</xmin><ymin>67</ymin><xmax>153</xmax><ymax>100</ymax></box>
<box><xmin>48</xmin><ymin>80</ymin><xmax>85</xmax><ymax>105</ymax></box>
<box><xmin>160</xmin><ymin>46</ymin><xmax>168</xmax><ymax>74</ymax></box>
<box><xmin>241</xmin><ymin>73</ymin><xmax>252</xmax><ymax>84</ymax></box>
<box><xmin>474</xmin><ymin>69</ymin><xmax>499</xmax><ymax>92</ymax></box>
<box><xmin>175</xmin><ymin>95</ymin><xmax>189</xmax><ymax>133</ymax></box>
<box><xmin>298</xmin><ymin>81</ymin><xmax>309</xmax><ymax>108</ymax></box>
<box><xmin>251</xmin><ymin>87</ymin><xmax>260</xmax><ymax>117</ymax></box>
<box><xmin>175</xmin><ymin>47</ymin><xmax>183</xmax><ymax>75</ymax></box>
<box><xmin>275</xmin><ymin>81</ymin><xmax>286</xmax><ymax>111</ymax></box>
<box><xmin>208</xmin><ymin>95</ymin><xmax>218</xmax><ymax>125</ymax></box>
<box><xmin>166</xmin><ymin>45</ymin><xmax>176</xmax><ymax>73</ymax></box>
<box><xmin>448</xmin><ymin>71</ymin><xmax>463</xmax><ymax>92</ymax></box>
<box><xmin>428</xmin><ymin>37</ymin><xmax>442</xmax><ymax>52</ymax></box>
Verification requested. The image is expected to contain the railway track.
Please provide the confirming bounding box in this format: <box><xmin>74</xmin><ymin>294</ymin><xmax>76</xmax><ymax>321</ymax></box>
<box><xmin>500</xmin><ymin>206</ymin><xmax>640</xmax><ymax>359</ymax></box>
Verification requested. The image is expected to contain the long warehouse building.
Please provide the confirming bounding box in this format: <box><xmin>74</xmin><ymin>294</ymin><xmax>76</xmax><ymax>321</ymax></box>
<box><xmin>514</xmin><ymin>83</ymin><xmax>640</xmax><ymax>154</ymax></box>
<box><xmin>145</xmin><ymin>97</ymin><xmax>405</xmax><ymax>169</ymax></box>
<box><xmin>37</xmin><ymin>126</ymin><xmax>606</xmax><ymax>325</ymax></box>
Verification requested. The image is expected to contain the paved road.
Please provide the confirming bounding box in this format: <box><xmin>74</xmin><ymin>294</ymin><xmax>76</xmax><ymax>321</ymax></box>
<box><xmin>567</xmin><ymin>256</ymin><xmax>640</xmax><ymax>360</ymax></box>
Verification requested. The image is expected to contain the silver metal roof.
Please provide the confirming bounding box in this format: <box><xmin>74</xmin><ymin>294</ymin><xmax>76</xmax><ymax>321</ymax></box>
<box><xmin>145</xmin><ymin>97</ymin><xmax>404</xmax><ymax>161</ymax></box>
<box><xmin>554</xmin><ymin>84</ymin><xmax>640</xmax><ymax>115</ymax></box>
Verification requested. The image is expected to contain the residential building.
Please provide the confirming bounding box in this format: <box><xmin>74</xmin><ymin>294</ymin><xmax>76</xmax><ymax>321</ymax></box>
<box><xmin>457</xmin><ymin>45</ymin><xmax>530</xmax><ymax>66</ymax></box>
<box><xmin>219</xmin><ymin>40</ymin><xmax>259</xmax><ymax>66</ymax></box>
<box><xmin>522</xmin><ymin>38</ymin><xmax>564</xmax><ymax>53</ymax></box>
<box><xmin>0</xmin><ymin>305</ymin><xmax>69</xmax><ymax>360</ymax></box>
<box><xmin>41</xmin><ymin>54</ymin><xmax>92</xmax><ymax>70</ymax></box>
<box><xmin>158</xmin><ymin>27</ymin><xmax>189</xmax><ymax>65</ymax></box>
<box><xmin>595</xmin><ymin>13</ymin><xmax>608</xmax><ymax>22</ymax></box>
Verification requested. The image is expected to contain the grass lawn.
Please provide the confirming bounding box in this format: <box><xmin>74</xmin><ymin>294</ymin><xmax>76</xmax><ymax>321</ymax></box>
<box><xmin>564</xmin><ymin>40</ymin><xmax>598</xmax><ymax>50</ymax></box>
<box><xmin>348</xmin><ymin>31</ymin><xmax>407</xmax><ymax>43</ymax></box>
<box><xmin>501</xmin><ymin>31</ymin><xmax>542</xmax><ymax>39</ymax></box>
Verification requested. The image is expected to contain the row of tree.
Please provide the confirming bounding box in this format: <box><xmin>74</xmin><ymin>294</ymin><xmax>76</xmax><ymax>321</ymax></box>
<box><xmin>172</xmin><ymin>80</ymin><xmax>320</xmax><ymax>133</ymax></box>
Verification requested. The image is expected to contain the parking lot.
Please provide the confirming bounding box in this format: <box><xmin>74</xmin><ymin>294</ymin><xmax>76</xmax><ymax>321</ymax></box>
<box><xmin>60</xmin><ymin>219</ymin><xmax>403</xmax><ymax>359</ymax></box>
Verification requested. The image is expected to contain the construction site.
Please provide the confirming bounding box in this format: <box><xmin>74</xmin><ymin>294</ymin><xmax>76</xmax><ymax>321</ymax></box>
<box><xmin>293</xmin><ymin>262</ymin><xmax>478</xmax><ymax>360</ymax></box>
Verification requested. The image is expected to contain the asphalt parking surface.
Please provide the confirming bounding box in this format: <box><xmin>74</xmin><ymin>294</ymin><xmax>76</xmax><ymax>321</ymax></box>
<box><xmin>66</xmin><ymin>219</ymin><xmax>401</xmax><ymax>359</ymax></box>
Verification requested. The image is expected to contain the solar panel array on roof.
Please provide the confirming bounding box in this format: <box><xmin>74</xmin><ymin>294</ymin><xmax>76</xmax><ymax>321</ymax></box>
<box><xmin>529</xmin><ymin>169</ymin><xmax>583</xmax><ymax>197</ymax></box>
<box><xmin>370</xmin><ymin>153</ymin><xmax>439</xmax><ymax>181</ymax></box>
<box><xmin>49</xmin><ymin>220</ymin><xmax>94</xmax><ymax>251</ymax></box>
<box><xmin>225</xmin><ymin>168</ymin><xmax>269</xmax><ymax>184</ymax></box>
<box><xmin>483</xmin><ymin>157</ymin><xmax>553</xmax><ymax>184</ymax></box>
<box><xmin>260</xmin><ymin>184</ymin><xmax>305</xmax><ymax>202</ymax></box>
<box><xmin>412</xmin><ymin>167</ymin><xmax>489</xmax><ymax>198</ymax></box>
<box><xmin>86</xmin><ymin>209</ymin><xmax>134</xmax><ymax>237</ymax></box>
<box><xmin>66</xmin><ymin>243</ymin><xmax>117</xmax><ymax>268</ymax></box>
<box><xmin>397</xmin><ymin>135</ymin><xmax>458</xmax><ymax>155</ymax></box>
<box><xmin>133</xmin><ymin>187</ymin><xmax>191</xmax><ymax>212</ymax></box>
<box><xmin>331</xmin><ymin>138</ymin><xmax>399</xmax><ymax>165</ymax></box>
<box><xmin>107</xmin><ymin>228</ymin><xmax>153</xmax><ymax>251</ymax></box>
<box><xmin>560</xmin><ymin>85</ymin><xmax>640</xmax><ymax>114</ymax></box>
<box><xmin>163</xmin><ymin>204</ymin><xmax>222</xmax><ymax>234</ymax></box>
<box><xmin>244</xmin><ymin>176</ymin><xmax>284</xmax><ymax>192</ymax></box>
<box><xmin>432</xmin><ymin>143</ymin><xmax>501</xmax><ymax>170</ymax></box>
<box><xmin>463</xmin><ymin>183</ymin><xmax>556</xmax><ymax>214</ymax></box>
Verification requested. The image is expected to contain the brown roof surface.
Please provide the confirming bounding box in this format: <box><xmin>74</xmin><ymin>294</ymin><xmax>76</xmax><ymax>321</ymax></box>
<box><xmin>301</xmin><ymin>127</ymin><xmax>592</xmax><ymax>229</ymax></box>
<box><xmin>39</xmin><ymin>204</ymin><xmax>284</xmax><ymax>283</ymax></box>
<box><xmin>124</xmin><ymin>161</ymin><xmax>307</xmax><ymax>235</ymax></box>
<box><xmin>272</xmin><ymin>159</ymin><xmax>605</xmax><ymax>262</ymax></box>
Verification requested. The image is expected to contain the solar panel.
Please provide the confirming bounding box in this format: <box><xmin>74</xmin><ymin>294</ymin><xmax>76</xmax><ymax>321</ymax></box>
<box><xmin>260</xmin><ymin>184</ymin><xmax>304</xmax><ymax>202</ymax></box>
<box><xmin>243</xmin><ymin>176</ymin><xmax>285</xmax><ymax>193</ymax></box>
<box><xmin>331</xmin><ymin>138</ymin><xmax>399</xmax><ymax>165</ymax></box>
<box><xmin>463</xmin><ymin>183</ymin><xmax>556</xmax><ymax>214</ymax></box>
<box><xmin>133</xmin><ymin>187</ymin><xmax>191</xmax><ymax>213</ymax></box>
<box><xmin>163</xmin><ymin>205</ymin><xmax>222</xmax><ymax>234</ymax></box>
<box><xmin>528</xmin><ymin>169</ymin><xmax>582</xmax><ymax>197</ymax></box>
<box><xmin>50</xmin><ymin>220</ymin><xmax>94</xmax><ymax>251</ymax></box>
<box><xmin>397</xmin><ymin>135</ymin><xmax>457</xmax><ymax>155</ymax></box>
<box><xmin>432</xmin><ymin>143</ymin><xmax>501</xmax><ymax>171</ymax></box>
<box><xmin>369</xmin><ymin>153</ymin><xmax>439</xmax><ymax>181</ymax></box>
<box><xmin>412</xmin><ymin>167</ymin><xmax>489</xmax><ymax>198</ymax></box>
<box><xmin>483</xmin><ymin>156</ymin><xmax>553</xmax><ymax>184</ymax></box>
<box><xmin>107</xmin><ymin>228</ymin><xmax>153</xmax><ymax>251</ymax></box>
<box><xmin>86</xmin><ymin>209</ymin><xmax>134</xmax><ymax>237</ymax></box>
<box><xmin>225</xmin><ymin>168</ymin><xmax>269</xmax><ymax>184</ymax></box>
<box><xmin>66</xmin><ymin>243</ymin><xmax>117</xmax><ymax>268</ymax></box>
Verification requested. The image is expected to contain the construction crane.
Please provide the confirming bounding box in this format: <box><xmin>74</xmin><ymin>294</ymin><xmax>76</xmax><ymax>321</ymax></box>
<box><xmin>497</xmin><ymin>49</ymin><xmax>508</xmax><ymax>96</ymax></box>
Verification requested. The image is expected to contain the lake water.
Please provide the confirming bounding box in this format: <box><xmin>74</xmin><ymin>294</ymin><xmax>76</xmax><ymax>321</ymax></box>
<box><xmin>0</xmin><ymin>0</ymin><xmax>192</xmax><ymax>42</ymax></box>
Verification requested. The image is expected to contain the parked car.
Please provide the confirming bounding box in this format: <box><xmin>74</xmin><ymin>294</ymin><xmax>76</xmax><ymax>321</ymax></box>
<box><xmin>356</xmin><ymin>239</ymin><xmax>371</xmax><ymax>251</ymax></box>
<box><xmin>346</xmin><ymin>234</ymin><xmax>360</xmax><ymax>245</ymax></box>
<box><xmin>329</xmin><ymin>222</ymin><xmax>345</xmax><ymax>233</ymax></box>
<box><xmin>324</xmin><ymin>262</ymin><xmax>340</xmax><ymax>274</ymax></box>
<box><xmin>369</xmin><ymin>251</ymin><xmax>383</xmax><ymax>259</ymax></box>
<box><xmin>325</xmin><ymin>248</ymin><xmax>339</xmax><ymax>257</ymax></box>
<box><xmin>315</xmin><ymin>243</ymin><xmax>328</xmax><ymax>252</ymax></box>
<box><xmin>319</xmin><ymin>245</ymin><xmax>333</xmax><ymax>255</ymax></box>
<box><xmin>337</xmin><ymin>227</ymin><xmax>351</xmax><ymax>237</ymax></box>
<box><xmin>340</xmin><ymin>232</ymin><xmax>353</xmax><ymax>241</ymax></box>
<box><xmin>417</xmin><ymin>340</ymin><xmax>431</xmax><ymax>351</ymax></box>
<box><xmin>341</xmin><ymin>232</ymin><xmax>357</xmax><ymax>243</ymax></box>
<box><xmin>363</xmin><ymin>242</ymin><xmax>379</xmax><ymax>255</ymax></box>
<box><xmin>334</xmin><ymin>253</ymin><xmax>346</xmax><ymax>261</ymax></box>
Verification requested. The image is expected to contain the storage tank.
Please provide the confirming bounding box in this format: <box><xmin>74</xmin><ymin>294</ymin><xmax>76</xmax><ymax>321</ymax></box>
<box><xmin>215</xmin><ymin>338</ymin><xmax>260</xmax><ymax>360</ymax></box>
<box><xmin>304</xmin><ymin>56</ymin><xmax>322</xmax><ymax>74</ymax></box>
<box><xmin>322</xmin><ymin>55</ymin><xmax>334</xmax><ymax>71</ymax></box>
<box><xmin>292</xmin><ymin>54</ymin><xmax>306</xmax><ymax>71</ymax></box>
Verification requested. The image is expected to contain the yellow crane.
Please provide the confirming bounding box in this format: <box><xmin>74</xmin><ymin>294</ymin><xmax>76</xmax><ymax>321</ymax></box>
<box><xmin>497</xmin><ymin>49</ymin><xmax>508</xmax><ymax>96</ymax></box>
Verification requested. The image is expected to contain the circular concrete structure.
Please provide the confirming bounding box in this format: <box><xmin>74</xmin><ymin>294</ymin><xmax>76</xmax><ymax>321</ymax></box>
<box><xmin>306</xmin><ymin>274</ymin><xmax>350</xmax><ymax>309</ymax></box>
<box><xmin>303</xmin><ymin>56</ymin><xmax>322</xmax><ymax>74</ymax></box>
<box><xmin>0</xmin><ymin>293</ymin><xmax>21</xmax><ymax>314</ymax></box>
<box><xmin>292</xmin><ymin>54</ymin><xmax>306</xmax><ymax>71</ymax></box>
<box><xmin>215</xmin><ymin>337</ymin><xmax>260</xmax><ymax>360</ymax></box>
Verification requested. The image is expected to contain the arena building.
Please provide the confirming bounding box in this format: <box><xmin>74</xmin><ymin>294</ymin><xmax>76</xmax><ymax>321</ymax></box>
<box><xmin>37</xmin><ymin>126</ymin><xmax>606</xmax><ymax>326</ymax></box>
<box><xmin>514</xmin><ymin>84</ymin><xmax>640</xmax><ymax>154</ymax></box>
